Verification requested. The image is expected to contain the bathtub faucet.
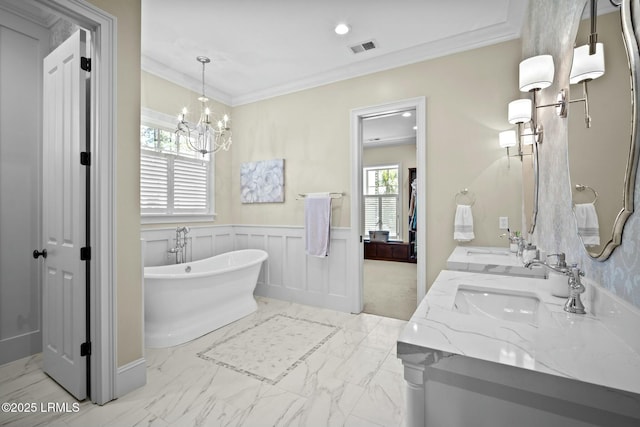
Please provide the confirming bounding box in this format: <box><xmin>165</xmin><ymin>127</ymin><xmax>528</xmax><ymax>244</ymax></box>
<box><xmin>524</xmin><ymin>258</ymin><xmax>586</xmax><ymax>314</ymax></box>
<box><xmin>168</xmin><ymin>226</ymin><xmax>190</xmax><ymax>264</ymax></box>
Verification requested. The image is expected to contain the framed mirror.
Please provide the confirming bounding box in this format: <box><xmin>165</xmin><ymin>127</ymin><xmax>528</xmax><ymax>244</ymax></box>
<box><xmin>567</xmin><ymin>0</ymin><xmax>639</xmax><ymax>260</ymax></box>
<box><xmin>522</xmin><ymin>138</ymin><xmax>539</xmax><ymax>235</ymax></box>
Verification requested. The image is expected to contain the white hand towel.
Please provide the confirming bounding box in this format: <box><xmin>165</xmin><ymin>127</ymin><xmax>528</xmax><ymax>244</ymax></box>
<box><xmin>304</xmin><ymin>193</ymin><xmax>332</xmax><ymax>257</ymax></box>
<box><xmin>575</xmin><ymin>203</ymin><xmax>600</xmax><ymax>247</ymax></box>
<box><xmin>454</xmin><ymin>204</ymin><xmax>475</xmax><ymax>242</ymax></box>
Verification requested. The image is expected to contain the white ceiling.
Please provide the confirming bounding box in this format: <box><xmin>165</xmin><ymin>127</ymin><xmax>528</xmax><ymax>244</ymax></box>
<box><xmin>362</xmin><ymin>110</ymin><xmax>417</xmax><ymax>147</ymax></box>
<box><xmin>142</xmin><ymin>0</ymin><xmax>529</xmax><ymax>106</ymax></box>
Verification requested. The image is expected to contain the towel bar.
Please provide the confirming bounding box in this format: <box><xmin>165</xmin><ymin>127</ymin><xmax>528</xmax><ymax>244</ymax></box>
<box><xmin>574</xmin><ymin>184</ymin><xmax>598</xmax><ymax>204</ymax></box>
<box><xmin>455</xmin><ymin>188</ymin><xmax>475</xmax><ymax>206</ymax></box>
<box><xmin>296</xmin><ymin>192</ymin><xmax>345</xmax><ymax>200</ymax></box>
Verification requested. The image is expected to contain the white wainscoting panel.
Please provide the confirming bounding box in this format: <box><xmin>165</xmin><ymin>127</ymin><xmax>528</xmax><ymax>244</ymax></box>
<box><xmin>234</xmin><ymin>226</ymin><xmax>353</xmax><ymax>313</ymax></box>
<box><xmin>267</xmin><ymin>235</ymin><xmax>284</xmax><ymax>286</ymax></box>
<box><xmin>141</xmin><ymin>225</ymin><xmax>355</xmax><ymax>313</ymax></box>
<box><xmin>284</xmin><ymin>235</ymin><xmax>305</xmax><ymax>290</ymax></box>
<box><xmin>141</xmin><ymin>225</ymin><xmax>234</xmax><ymax>267</ymax></box>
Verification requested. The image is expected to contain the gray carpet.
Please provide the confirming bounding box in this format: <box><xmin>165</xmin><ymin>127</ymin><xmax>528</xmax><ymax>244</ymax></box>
<box><xmin>363</xmin><ymin>259</ymin><xmax>417</xmax><ymax>321</ymax></box>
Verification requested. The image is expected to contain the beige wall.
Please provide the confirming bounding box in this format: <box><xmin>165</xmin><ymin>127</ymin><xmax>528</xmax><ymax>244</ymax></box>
<box><xmin>363</xmin><ymin>143</ymin><xmax>417</xmax><ymax>242</ymax></box>
<box><xmin>86</xmin><ymin>0</ymin><xmax>141</xmax><ymax>366</ymax></box>
<box><xmin>232</xmin><ymin>39</ymin><xmax>524</xmax><ymax>288</ymax></box>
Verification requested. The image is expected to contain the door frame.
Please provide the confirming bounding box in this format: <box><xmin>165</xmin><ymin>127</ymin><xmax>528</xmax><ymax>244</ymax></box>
<box><xmin>32</xmin><ymin>0</ymin><xmax>117</xmax><ymax>405</ymax></box>
<box><xmin>349</xmin><ymin>97</ymin><xmax>426</xmax><ymax>313</ymax></box>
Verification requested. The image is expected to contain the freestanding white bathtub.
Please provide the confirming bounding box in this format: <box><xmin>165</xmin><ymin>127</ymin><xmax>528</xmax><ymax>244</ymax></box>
<box><xmin>144</xmin><ymin>249</ymin><xmax>268</xmax><ymax>348</ymax></box>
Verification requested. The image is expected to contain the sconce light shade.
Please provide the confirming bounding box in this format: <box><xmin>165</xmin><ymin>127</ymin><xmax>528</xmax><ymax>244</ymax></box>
<box><xmin>570</xmin><ymin>43</ymin><xmax>605</xmax><ymax>84</ymax></box>
<box><xmin>499</xmin><ymin>130</ymin><xmax>517</xmax><ymax>148</ymax></box>
<box><xmin>519</xmin><ymin>54</ymin><xmax>555</xmax><ymax>92</ymax></box>
<box><xmin>508</xmin><ymin>99</ymin><xmax>532</xmax><ymax>124</ymax></box>
<box><xmin>522</xmin><ymin>123</ymin><xmax>535</xmax><ymax>146</ymax></box>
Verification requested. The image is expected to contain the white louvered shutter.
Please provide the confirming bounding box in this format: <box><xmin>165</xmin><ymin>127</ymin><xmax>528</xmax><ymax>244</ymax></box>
<box><xmin>141</xmin><ymin>151</ymin><xmax>168</xmax><ymax>212</ymax></box>
<box><xmin>174</xmin><ymin>158</ymin><xmax>208</xmax><ymax>213</ymax></box>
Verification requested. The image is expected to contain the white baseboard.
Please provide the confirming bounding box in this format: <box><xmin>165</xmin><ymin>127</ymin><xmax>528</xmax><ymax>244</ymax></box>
<box><xmin>116</xmin><ymin>357</ymin><xmax>146</xmax><ymax>398</ymax></box>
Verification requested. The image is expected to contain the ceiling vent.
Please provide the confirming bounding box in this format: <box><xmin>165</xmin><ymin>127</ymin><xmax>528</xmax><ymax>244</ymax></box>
<box><xmin>350</xmin><ymin>40</ymin><xmax>378</xmax><ymax>54</ymax></box>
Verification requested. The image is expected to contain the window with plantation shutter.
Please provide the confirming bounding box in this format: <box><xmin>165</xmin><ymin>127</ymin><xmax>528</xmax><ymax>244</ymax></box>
<box><xmin>140</xmin><ymin>153</ymin><xmax>168</xmax><ymax>211</ymax></box>
<box><xmin>362</xmin><ymin>165</ymin><xmax>400</xmax><ymax>239</ymax></box>
<box><xmin>140</xmin><ymin>118</ymin><xmax>214</xmax><ymax>222</ymax></box>
<box><xmin>173</xmin><ymin>157</ymin><xmax>208</xmax><ymax>211</ymax></box>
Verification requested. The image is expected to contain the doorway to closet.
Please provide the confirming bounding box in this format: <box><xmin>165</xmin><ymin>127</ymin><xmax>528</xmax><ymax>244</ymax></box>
<box><xmin>349</xmin><ymin>97</ymin><xmax>426</xmax><ymax>320</ymax></box>
<box><xmin>361</xmin><ymin>111</ymin><xmax>417</xmax><ymax>320</ymax></box>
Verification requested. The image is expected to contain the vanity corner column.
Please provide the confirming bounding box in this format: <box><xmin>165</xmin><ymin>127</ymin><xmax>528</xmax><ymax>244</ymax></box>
<box><xmin>402</xmin><ymin>360</ymin><xmax>427</xmax><ymax>427</ymax></box>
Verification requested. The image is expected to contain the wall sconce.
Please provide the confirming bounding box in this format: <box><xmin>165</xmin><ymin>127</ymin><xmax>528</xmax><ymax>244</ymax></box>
<box><xmin>499</xmin><ymin>130</ymin><xmax>517</xmax><ymax>166</ymax></box>
<box><xmin>567</xmin><ymin>0</ymin><xmax>606</xmax><ymax>129</ymax></box>
<box><xmin>507</xmin><ymin>54</ymin><xmax>568</xmax><ymax>145</ymax></box>
<box><xmin>508</xmin><ymin>99</ymin><xmax>532</xmax><ymax>125</ymax></box>
<box><xmin>507</xmin><ymin>99</ymin><xmax>540</xmax><ymax>148</ymax></box>
<box><xmin>499</xmin><ymin>129</ymin><xmax>517</xmax><ymax>149</ymax></box>
<box><xmin>519</xmin><ymin>55</ymin><xmax>555</xmax><ymax>92</ymax></box>
<box><xmin>569</xmin><ymin>43</ymin><xmax>605</xmax><ymax>128</ymax></box>
<box><xmin>499</xmin><ymin>128</ymin><xmax>532</xmax><ymax>164</ymax></box>
<box><xmin>521</xmin><ymin>123</ymin><xmax>536</xmax><ymax>146</ymax></box>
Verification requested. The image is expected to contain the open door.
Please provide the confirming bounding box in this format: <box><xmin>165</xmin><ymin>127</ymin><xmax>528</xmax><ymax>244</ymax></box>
<box><xmin>39</xmin><ymin>29</ymin><xmax>89</xmax><ymax>400</ymax></box>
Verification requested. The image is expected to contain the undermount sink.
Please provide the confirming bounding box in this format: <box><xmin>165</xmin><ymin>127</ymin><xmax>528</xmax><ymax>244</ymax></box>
<box><xmin>453</xmin><ymin>285</ymin><xmax>540</xmax><ymax>325</ymax></box>
<box><xmin>466</xmin><ymin>249</ymin><xmax>510</xmax><ymax>256</ymax></box>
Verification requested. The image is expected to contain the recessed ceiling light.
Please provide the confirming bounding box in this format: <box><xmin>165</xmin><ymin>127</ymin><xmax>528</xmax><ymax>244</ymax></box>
<box><xmin>402</xmin><ymin>112</ymin><xmax>412</xmax><ymax>118</ymax></box>
<box><xmin>335</xmin><ymin>23</ymin><xmax>350</xmax><ymax>35</ymax></box>
<box><xmin>413</xmin><ymin>126</ymin><xmax>417</xmax><ymax>130</ymax></box>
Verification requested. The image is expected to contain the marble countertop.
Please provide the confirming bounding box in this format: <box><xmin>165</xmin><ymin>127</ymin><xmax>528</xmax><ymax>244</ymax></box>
<box><xmin>397</xmin><ymin>269</ymin><xmax>640</xmax><ymax>396</ymax></box>
<box><xmin>446</xmin><ymin>245</ymin><xmax>546</xmax><ymax>278</ymax></box>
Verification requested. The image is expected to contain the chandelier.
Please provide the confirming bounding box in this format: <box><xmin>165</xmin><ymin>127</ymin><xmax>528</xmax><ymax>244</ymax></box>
<box><xmin>176</xmin><ymin>56</ymin><xmax>231</xmax><ymax>156</ymax></box>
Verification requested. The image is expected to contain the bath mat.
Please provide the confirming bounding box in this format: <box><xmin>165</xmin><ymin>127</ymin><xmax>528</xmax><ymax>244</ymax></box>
<box><xmin>197</xmin><ymin>314</ymin><xmax>339</xmax><ymax>384</ymax></box>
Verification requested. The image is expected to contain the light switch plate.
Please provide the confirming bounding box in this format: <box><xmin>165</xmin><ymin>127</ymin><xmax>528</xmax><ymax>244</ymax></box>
<box><xmin>499</xmin><ymin>216</ymin><xmax>509</xmax><ymax>230</ymax></box>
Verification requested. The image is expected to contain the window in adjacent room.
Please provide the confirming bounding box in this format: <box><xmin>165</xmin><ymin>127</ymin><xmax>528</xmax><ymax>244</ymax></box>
<box><xmin>363</xmin><ymin>165</ymin><xmax>400</xmax><ymax>239</ymax></box>
<box><xmin>140</xmin><ymin>111</ymin><xmax>214</xmax><ymax>222</ymax></box>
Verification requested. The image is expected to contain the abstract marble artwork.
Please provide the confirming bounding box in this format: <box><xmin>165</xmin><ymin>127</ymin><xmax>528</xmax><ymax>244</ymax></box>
<box><xmin>198</xmin><ymin>314</ymin><xmax>339</xmax><ymax>384</ymax></box>
<box><xmin>240</xmin><ymin>158</ymin><xmax>285</xmax><ymax>203</ymax></box>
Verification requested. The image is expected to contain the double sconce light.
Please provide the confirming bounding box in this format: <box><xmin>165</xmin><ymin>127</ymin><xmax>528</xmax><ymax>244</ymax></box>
<box><xmin>500</xmin><ymin>0</ymin><xmax>605</xmax><ymax>160</ymax></box>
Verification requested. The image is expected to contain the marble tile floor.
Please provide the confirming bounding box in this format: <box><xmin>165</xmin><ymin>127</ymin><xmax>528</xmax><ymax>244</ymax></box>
<box><xmin>0</xmin><ymin>297</ymin><xmax>408</xmax><ymax>427</ymax></box>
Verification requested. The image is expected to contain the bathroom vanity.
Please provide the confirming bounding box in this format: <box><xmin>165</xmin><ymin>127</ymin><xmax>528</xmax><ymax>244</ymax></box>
<box><xmin>397</xmin><ymin>270</ymin><xmax>640</xmax><ymax>427</ymax></box>
<box><xmin>446</xmin><ymin>246</ymin><xmax>546</xmax><ymax>278</ymax></box>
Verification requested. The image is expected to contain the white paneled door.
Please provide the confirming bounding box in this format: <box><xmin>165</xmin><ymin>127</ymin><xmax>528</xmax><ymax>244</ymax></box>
<box><xmin>41</xmin><ymin>29</ymin><xmax>88</xmax><ymax>400</ymax></box>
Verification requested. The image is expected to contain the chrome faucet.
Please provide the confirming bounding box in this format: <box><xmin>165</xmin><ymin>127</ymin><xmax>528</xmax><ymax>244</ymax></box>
<box><xmin>516</xmin><ymin>236</ymin><xmax>526</xmax><ymax>258</ymax></box>
<box><xmin>168</xmin><ymin>226</ymin><xmax>190</xmax><ymax>264</ymax></box>
<box><xmin>524</xmin><ymin>257</ymin><xmax>586</xmax><ymax>314</ymax></box>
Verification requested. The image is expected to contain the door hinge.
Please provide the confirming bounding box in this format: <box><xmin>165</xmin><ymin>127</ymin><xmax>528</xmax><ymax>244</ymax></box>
<box><xmin>81</xmin><ymin>57</ymin><xmax>91</xmax><ymax>72</ymax></box>
<box><xmin>80</xmin><ymin>152</ymin><xmax>91</xmax><ymax>166</ymax></box>
<box><xmin>80</xmin><ymin>247</ymin><xmax>91</xmax><ymax>261</ymax></box>
<box><xmin>80</xmin><ymin>341</ymin><xmax>91</xmax><ymax>357</ymax></box>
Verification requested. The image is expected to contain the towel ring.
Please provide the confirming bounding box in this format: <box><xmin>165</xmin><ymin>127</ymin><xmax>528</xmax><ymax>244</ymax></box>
<box><xmin>455</xmin><ymin>188</ymin><xmax>475</xmax><ymax>206</ymax></box>
<box><xmin>574</xmin><ymin>184</ymin><xmax>598</xmax><ymax>204</ymax></box>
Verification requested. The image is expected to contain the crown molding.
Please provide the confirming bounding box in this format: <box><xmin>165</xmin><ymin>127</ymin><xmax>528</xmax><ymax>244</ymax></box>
<box><xmin>141</xmin><ymin>55</ymin><xmax>233</xmax><ymax>106</ymax></box>
<box><xmin>231</xmin><ymin>2</ymin><xmax>526</xmax><ymax>106</ymax></box>
<box><xmin>144</xmin><ymin>0</ymin><xmax>527</xmax><ymax>107</ymax></box>
<box><xmin>363</xmin><ymin>136</ymin><xmax>417</xmax><ymax>148</ymax></box>
<box><xmin>0</xmin><ymin>0</ymin><xmax>59</xmax><ymax>28</ymax></box>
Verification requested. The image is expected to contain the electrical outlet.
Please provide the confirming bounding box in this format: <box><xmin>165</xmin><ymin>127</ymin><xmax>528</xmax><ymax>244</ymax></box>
<box><xmin>499</xmin><ymin>216</ymin><xmax>509</xmax><ymax>230</ymax></box>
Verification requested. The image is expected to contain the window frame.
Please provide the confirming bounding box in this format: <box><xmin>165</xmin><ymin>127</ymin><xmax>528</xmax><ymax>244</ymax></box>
<box><xmin>362</xmin><ymin>164</ymin><xmax>402</xmax><ymax>240</ymax></box>
<box><xmin>140</xmin><ymin>108</ymin><xmax>216</xmax><ymax>224</ymax></box>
